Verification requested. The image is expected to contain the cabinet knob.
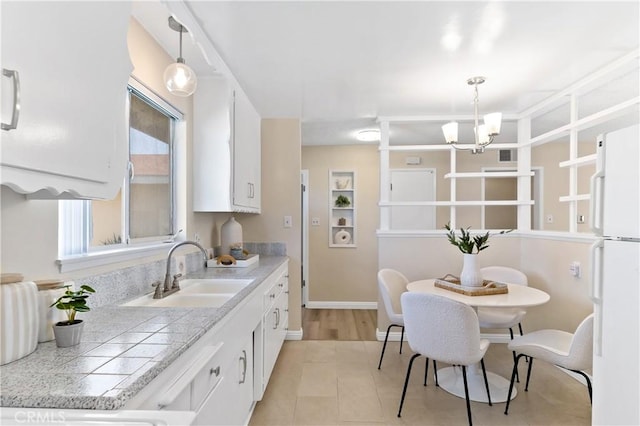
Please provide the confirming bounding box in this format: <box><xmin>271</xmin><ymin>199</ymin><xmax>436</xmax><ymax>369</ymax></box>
<box><xmin>270</xmin><ymin>293</ymin><xmax>275</xmax><ymax>299</ymax></box>
<box><xmin>210</xmin><ymin>366</ymin><xmax>220</xmax><ymax>377</ymax></box>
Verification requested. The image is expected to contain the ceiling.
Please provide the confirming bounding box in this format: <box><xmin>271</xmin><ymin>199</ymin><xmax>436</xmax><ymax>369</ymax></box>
<box><xmin>132</xmin><ymin>1</ymin><xmax>639</xmax><ymax>146</ymax></box>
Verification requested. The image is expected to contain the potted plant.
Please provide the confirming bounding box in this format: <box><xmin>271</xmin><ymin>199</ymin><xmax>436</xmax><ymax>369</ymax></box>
<box><xmin>335</xmin><ymin>195</ymin><xmax>351</xmax><ymax>207</ymax></box>
<box><xmin>49</xmin><ymin>284</ymin><xmax>95</xmax><ymax>347</ymax></box>
<box><xmin>444</xmin><ymin>223</ymin><xmax>511</xmax><ymax>287</ymax></box>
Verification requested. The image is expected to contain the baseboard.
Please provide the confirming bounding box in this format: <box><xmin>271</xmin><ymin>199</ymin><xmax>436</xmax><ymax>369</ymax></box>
<box><xmin>305</xmin><ymin>301</ymin><xmax>377</xmax><ymax>309</ymax></box>
<box><xmin>375</xmin><ymin>328</ymin><xmax>512</xmax><ymax>344</ymax></box>
<box><xmin>286</xmin><ymin>328</ymin><xmax>303</xmax><ymax>340</ymax></box>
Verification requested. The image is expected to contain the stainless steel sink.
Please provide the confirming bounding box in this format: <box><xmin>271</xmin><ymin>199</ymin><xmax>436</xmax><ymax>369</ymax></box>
<box><xmin>121</xmin><ymin>278</ymin><xmax>254</xmax><ymax>308</ymax></box>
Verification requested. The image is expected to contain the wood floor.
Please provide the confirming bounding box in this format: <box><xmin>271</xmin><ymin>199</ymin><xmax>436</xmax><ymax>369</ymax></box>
<box><xmin>302</xmin><ymin>308</ymin><xmax>377</xmax><ymax>341</ymax></box>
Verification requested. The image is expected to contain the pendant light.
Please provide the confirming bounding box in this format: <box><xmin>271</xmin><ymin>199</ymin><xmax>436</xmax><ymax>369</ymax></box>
<box><xmin>163</xmin><ymin>16</ymin><xmax>197</xmax><ymax>97</ymax></box>
<box><xmin>442</xmin><ymin>76</ymin><xmax>502</xmax><ymax>154</ymax></box>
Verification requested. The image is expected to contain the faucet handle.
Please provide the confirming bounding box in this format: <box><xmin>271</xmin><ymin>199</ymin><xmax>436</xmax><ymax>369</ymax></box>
<box><xmin>172</xmin><ymin>273</ymin><xmax>182</xmax><ymax>289</ymax></box>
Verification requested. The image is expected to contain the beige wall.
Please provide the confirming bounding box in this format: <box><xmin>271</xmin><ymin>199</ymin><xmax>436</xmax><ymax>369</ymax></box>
<box><xmin>532</xmin><ymin>141</ymin><xmax>596</xmax><ymax>233</ymax></box>
<box><xmin>242</xmin><ymin>119</ymin><xmax>302</xmax><ymax>331</ymax></box>
<box><xmin>0</xmin><ymin>18</ymin><xmax>194</xmax><ymax>279</ymax></box>
<box><xmin>302</xmin><ymin>145</ymin><xmax>379</xmax><ymax>303</ymax></box>
<box><xmin>378</xmin><ymin>234</ymin><xmax>593</xmax><ymax>333</ymax></box>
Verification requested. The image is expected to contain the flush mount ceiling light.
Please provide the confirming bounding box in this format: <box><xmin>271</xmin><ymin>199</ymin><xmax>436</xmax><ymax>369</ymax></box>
<box><xmin>163</xmin><ymin>16</ymin><xmax>197</xmax><ymax>97</ymax></box>
<box><xmin>356</xmin><ymin>129</ymin><xmax>381</xmax><ymax>142</ymax></box>
<box><xmin>442</xmin><ymin>76</ymin><xmax>502</xmax><ymax>154</ymax></box>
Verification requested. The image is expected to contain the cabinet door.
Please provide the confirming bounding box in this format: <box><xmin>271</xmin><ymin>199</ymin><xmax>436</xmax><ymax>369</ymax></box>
<box><xmin>193</xmin><ymin>76</ymin><xmax>233</xmax><ymax>212</ymax></box>
<box><xmin>0</xmin><ymin>1</ymin><xmax>132</xmax><ymax>198</ymax></box>
<box><xmin>232</xmin><ymin>89</ymin><xmax>261</xmax><ymax>211</ymax></box>
<box><xmin>195</xmin><ymin>335</ymin><xmax>254</xmax><ymax>426</ymax></box>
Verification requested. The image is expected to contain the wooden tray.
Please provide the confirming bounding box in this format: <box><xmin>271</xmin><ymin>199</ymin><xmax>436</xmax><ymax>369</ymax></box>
<box><xmin>434</xmin><ymin>274</ymin><xmax>508</xmax><ymax>296</ymax></box>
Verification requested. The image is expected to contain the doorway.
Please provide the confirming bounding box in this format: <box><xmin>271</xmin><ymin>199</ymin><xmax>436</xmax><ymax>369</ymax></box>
<box><xmin>390</xmin><ymin>169</ymin><xmax>436</xmax><ymax>230</ymax></box>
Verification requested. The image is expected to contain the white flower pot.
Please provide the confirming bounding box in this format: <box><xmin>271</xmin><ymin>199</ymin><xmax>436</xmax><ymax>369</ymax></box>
<box><xmin>460</xmin><ymin>254</ymin><xmax>483</xmax><ymax>287</ymax></box>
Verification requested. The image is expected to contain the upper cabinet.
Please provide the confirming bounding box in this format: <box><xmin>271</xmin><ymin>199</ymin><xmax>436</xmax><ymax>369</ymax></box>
<box><xmin>0</xmin><ymin>1</ymin><xmax>132</xmax><ymax>199</ymax></box>
<box><xmin>193</xmin><ymin>76</ymin><xmax>261</xmax><ymax>213</ymax></box>
<box><xmin>232</xmin><ymin>88</ymin><xmax>261</xmax><ymax>211</ymax></box>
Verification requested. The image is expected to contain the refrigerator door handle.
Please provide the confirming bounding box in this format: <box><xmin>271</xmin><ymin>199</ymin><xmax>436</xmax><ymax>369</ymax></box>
<box><xmin>590</xmin><ymin>170</ymin><xmax>605</xmax><ymax>236</ymax></box>
<box><xmin>590</xmin><ymin>239</ymin><xmax>604</xmax><ymax>356</ymax></box>
<box><xmin>589</xmin><ymin>239</ymin><xmax>604</xmax><ymax>303</ymax></box>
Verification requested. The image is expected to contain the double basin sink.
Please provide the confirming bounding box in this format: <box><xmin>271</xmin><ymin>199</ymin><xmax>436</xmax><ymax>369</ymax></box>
<box><xmin>121</xmin><ymin>278</ymin><xmax>254</xmax><ymax>308</ymax></box>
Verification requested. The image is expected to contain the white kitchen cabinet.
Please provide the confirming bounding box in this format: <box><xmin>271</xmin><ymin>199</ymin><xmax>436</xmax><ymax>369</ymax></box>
<box><xmin>128</xmin><ymin>260</ymin><xmax>289</xmax><ymax>425</ymax></box>
<box><xmin>258</xmin><ymin>265</ymin><xmax>288</xmax><ymax>397</ymax></box>
<box><xmin>193</xmin><ymin>76</ymin><xmax>261</xmax><ymax>213</ymax></box>
<box><xmin>194</xmin><ymin>334</ymin><xmax>253</xmax><ymax>426</ymax></box>
<box><xmin>232</xmin><ymin>89</ymin><xmax>261</xmax><ymax>211</ymax></box>
<box><xmin>0</xmin><ymin>1</ymin><xmax>132</xmax><ymax>199</ymax></box>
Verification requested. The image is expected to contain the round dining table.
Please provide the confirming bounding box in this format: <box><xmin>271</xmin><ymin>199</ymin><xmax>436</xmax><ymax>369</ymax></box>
<box><xmin>406</xmin><ymin>279</ymin><xmax>550</xmax><ymax>403</ymax></box>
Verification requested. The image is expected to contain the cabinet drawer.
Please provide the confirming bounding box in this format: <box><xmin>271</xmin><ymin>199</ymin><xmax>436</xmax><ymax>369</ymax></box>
<box><xmin>191</xmin><ymin>346</ymin><xmax>226</xmax><ymax>411</ymax></box>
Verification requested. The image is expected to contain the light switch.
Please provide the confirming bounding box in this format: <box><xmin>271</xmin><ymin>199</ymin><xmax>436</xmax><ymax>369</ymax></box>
<box><xmin>311</xmin><ymin>217</ymin><xmax>320</xmax><ymax>226</ymax></box>
<box><xmin>569</xmin><ymin>261</ymin><xmax>581</xmax><ymax>278</ymax></box>
<box><xmin>284</xmin><ymin>216</ymin><xmax>292</xmax><ymax>228</ymax></box>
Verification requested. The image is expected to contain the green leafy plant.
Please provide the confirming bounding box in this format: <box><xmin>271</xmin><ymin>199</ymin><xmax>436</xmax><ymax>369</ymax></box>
<box><xmin>50</xmin><ymin>285</ymin><xmax>96</xmax><ymax>325</ymax></box>
<box><xmin>444</xmin><ymin>222</ymin><xmax>511</xmax><ymax>254</ymax></box>
<box><xmin>335</xmin><ymin>195</ymin><xmax>351</xmax><ymax>207</ymax></box>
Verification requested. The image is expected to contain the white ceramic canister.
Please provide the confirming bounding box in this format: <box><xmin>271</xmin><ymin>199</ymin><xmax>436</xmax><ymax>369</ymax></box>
<box><xmin>220</xmin><ymin>216</ymin><xmax>243</xmax><ymax>255</ymax></box>
<box><xmin>0</xmin><ymin>281</ymin><xmax>39</xmax><ymax>365</ymax></box>
<box><xmin>35</xmin><ymin>280</ymin><xmax>69</xmax><ymax>342</ymax></box>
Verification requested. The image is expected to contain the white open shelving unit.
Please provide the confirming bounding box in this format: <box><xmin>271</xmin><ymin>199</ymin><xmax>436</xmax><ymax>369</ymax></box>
<box><xmin>329</xmin><ymin>170</ymin><xmax>356</xmax><ymax>248</ymax></box>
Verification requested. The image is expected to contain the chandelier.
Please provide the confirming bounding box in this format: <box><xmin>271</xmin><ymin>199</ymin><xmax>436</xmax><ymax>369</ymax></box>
<box><xmin>441</xmin><ymin>76</ymin><xmax>502</xmax><ymax>154</ymax></box>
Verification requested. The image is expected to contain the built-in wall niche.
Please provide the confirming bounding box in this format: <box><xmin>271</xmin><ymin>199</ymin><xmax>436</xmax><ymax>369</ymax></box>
<box><xmin>329</xmin><ymin>170</ymin><xmax>356</xmax><ymax>247</ymax></box>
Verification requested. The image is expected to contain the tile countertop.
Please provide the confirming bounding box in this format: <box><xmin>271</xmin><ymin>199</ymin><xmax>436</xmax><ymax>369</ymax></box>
<box><xmin>0</xmin><ymin>256</ymin><xmax>288</xmax><ymax>411</ymax></box>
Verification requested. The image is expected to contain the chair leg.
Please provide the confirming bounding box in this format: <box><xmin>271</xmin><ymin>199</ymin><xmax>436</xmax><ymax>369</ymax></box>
<box><xmin>424</xmin><ymin>357</ymin><xmax>429</xmax><ymax>386</ymax></box>
<box><xmin>524</xmin><ymin>357</ymin><xmax>534</xmax><ymax>391</ymax></box>
<box><xmin>570</xmin><ymin>369</ymin><xmax>593</xmax><ymax>404</ymax></box>
<box><xmin>480</xmin><ymin>359</ymin><xmax>492</xmax><ymax>406</ymax></box>
<box><xmin>433</xmin><ymin>360</ymin><xmax>439</xmax><ymax>387</ymax></box>
<box><xmin>461</xmin><ymin>365</ymin><xmax>473</xmax><ymax>426</ymax></box>
<box><xmin>398</xmin><ymin>353</ymin><xmax>420</xmax><ymax>417</ymax></box>
<box><xmin>505</xmin><ymin>353</ymin><xmax>526</xmax><ymax>415</ymax></box>
<box><xmin>518</xmin><ymin>322</ymin><xmax>524</xmax><ymax>336</ymax></box>
<box><xmin>509</xmin><ymin>327</ymin><xmax>520</xmax><ymax>383</ymax></box>
<box><xmin>399</xmin><ymin>326</ymin><xmax>405</xmax><ymax>354</ymax></box>
<box><xmin>378</xmin><ymin>324</ymin><xmax>394</xmax><ymax>369</ymax></box>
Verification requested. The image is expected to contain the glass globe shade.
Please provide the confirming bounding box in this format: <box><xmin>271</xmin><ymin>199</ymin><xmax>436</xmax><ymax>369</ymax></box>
<box><xmin>163</xmin><ymin>62</ymin><xmax>197</xmax><ymax>97</ymax></box>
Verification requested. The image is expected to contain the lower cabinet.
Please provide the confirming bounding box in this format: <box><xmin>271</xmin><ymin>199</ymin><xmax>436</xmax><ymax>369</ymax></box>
<box><xmin>194</xmin><ymin>334</ymin><xmax>253</xmax><ymax>426</ymax></box>
<box><xmin>257</xmin><ymin>265</ymin><xmax>289</xmax><ymax>399</ymax></box>
<box><xmin>127</xmin><ymin>260</ymin><xmax>289</xmax><ymax>425</ymax></box>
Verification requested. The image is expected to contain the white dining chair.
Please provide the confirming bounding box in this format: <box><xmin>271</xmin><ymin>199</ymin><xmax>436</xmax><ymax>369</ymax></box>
<box><xmin>504</xmin><ymin>313</ymin><xmax>594</xmax><ymax>415</ymax></box>
<box><xmin>478</xmin><ymin>266</ymin><xmax>528</xmax><ymax>380</ymax></box>
<box><xmin>398</xmin><ymin>292</ymin><xmax>491</xmax><ymax>426</ymax></box>
<box><xmin>377</xmin><ymin>269</ymin><xmax>408</xmax><ymax>369</ymax></box>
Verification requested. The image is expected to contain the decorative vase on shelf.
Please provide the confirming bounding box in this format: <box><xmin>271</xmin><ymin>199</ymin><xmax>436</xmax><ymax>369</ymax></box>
<box><xmin>460</xmin><ymin>253</ymin><xmax>483</xmax><ymax>287</ymax></box>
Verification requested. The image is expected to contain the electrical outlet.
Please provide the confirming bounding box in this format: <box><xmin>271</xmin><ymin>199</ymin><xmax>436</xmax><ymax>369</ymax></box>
<box><xmin>194</xmin><ymin>233</ymin><xmax>201</xmax><ymax>243</ymax></box>
<box><xmin>284</xmin><ymin>216</ymin><xmax>292</xmax><ymax>228</ymax></box>
<box><xmin>311</xmin><ymin>217</ymin><xmax>320</xmax><ymax>226</ymax></box>
<box><xmin>569</xmin><ymin>261</ymin><xmax>581</xmax><ymax>278</ymax></box>
<box><xmin>546</xmin><ymin>214</ymin><xmax>554</xmax><ymax>223</ymax></box>
<box><xmin>577</xmin><ymin>215</ymin><xmax>585</xmax><ymax>224</ymax></box>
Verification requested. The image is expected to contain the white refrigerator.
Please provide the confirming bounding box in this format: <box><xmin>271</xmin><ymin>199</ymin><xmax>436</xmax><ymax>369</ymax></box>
<box><xmin>590</xmin><ymin>123</ymin><xmax>640</xmax><ymax>425</ymax></box>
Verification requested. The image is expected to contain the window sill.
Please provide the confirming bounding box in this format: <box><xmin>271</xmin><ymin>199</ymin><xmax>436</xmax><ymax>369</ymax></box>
<box><xmin>57</xmin><ymin>242</ymin><xmax>175</xmax><ymax>273</ymax></box>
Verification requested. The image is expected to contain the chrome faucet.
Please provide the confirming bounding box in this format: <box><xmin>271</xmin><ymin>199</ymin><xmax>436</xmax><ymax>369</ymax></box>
<box><xmin>154</xmin><ymin>240</ymin><xmax>208</xmax><ymax>299</ymax></box>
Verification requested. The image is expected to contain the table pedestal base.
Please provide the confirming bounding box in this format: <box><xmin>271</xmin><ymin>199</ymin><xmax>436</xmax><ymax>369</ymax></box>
<box><xmin>437</xmin><ymin>366</ymin><xmax>516</xmax><ymax>403</ymax></box>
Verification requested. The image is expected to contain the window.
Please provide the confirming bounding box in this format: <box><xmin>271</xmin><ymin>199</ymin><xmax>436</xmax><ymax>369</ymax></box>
<box><xmin>59</xmin><ymin>78</ymin><xmax>183</xmax><ymax>263</ymax></box>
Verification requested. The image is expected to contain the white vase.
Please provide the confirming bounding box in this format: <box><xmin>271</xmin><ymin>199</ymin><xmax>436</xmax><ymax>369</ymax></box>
<box><xmin>220</xmin><ymin>216</ymin><xmax>243</xmax><ymax>255</ymax></box>
<box><xmin>460</xmin><ymin>254</ymin><xmax>483</xmax><ymax>287</ymax></box>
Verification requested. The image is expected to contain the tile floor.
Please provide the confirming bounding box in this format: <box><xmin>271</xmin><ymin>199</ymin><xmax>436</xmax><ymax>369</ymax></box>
<box><xmin>249</xmin><ymin>340</ymin><xmax>591</xmax><ymax>425</ymax></box>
